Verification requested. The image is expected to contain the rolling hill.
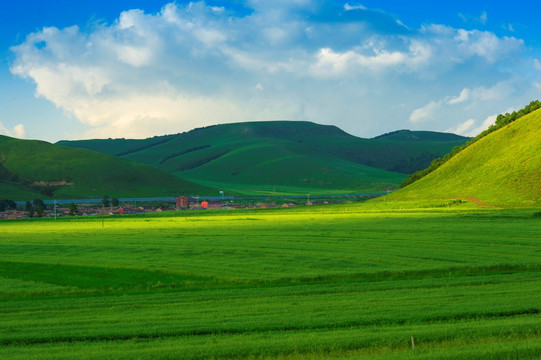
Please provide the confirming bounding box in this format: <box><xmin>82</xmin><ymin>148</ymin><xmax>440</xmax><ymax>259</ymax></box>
<box><xmin>0</xmin><ymin>135</ymin><xmax>214</xmax><ymax>200</ymax></box>
<box><xmin>387</xmin><ymin>108</ymin><xmax>541</xmax><ymax>207</ymax></box>
<box><xmin>58</xmin><ymin>121</ymin><xmax>468</xmax><ymax>195</ymax></box>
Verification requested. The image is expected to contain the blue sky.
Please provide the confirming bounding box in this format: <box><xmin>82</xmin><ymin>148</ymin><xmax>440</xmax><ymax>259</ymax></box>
<box><xmin>1</xmin><ymin>0</ymin><xmax>540</xmax><ymax>141</ymax></box>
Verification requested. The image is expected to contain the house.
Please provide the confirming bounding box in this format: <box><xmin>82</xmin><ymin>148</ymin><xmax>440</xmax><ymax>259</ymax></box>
<box><xmin>176</xmin><ymin>196</ymin><xmax>189</xmax><ymax>208</ymax></box>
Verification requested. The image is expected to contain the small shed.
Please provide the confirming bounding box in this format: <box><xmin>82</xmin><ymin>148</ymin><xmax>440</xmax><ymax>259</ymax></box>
<box><xmin>201</xmin><ymin>201</ymin><xmax>209</xmax><ymax>209</ymax></box>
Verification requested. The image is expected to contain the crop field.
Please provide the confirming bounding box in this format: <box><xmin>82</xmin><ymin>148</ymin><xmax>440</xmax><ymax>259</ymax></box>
<box><xmin>0</xmin><ymin>203</ymin><xmax>540</xmax><ymax>359</ymax></box>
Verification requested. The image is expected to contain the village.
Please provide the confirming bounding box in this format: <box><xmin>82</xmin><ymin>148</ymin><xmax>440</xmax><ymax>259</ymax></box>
<box><xmin>0</xmin><ymin>195</ymin><xmax>364</xmax><ymax>220</ymax></box>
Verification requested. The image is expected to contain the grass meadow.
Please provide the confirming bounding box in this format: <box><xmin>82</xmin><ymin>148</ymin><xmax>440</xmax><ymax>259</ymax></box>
<box><xmin>0</xmin><ymin>202</ymin><xmax>540</xmax><ymax>359</ymax></box>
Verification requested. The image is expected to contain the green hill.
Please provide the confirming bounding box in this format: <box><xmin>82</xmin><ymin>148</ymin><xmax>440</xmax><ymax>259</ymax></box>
<box><xmin>387</xmin><ymin>108</ymin><xmax>541</xmax><ymax>208</ymax></box>
<box><xmin>0</xmin><ymin>135</ymin><xmax>214</xmax><ymax>200</ymax></box>
<box><xmin>58</xmin><ymin>121</ymin><xmax>468</xmax><ymax>195</ymax></box>
<box><xmin>373</xmin><ymin>129</ymin><xmax>467</xmax><ymax>142</ymax></box>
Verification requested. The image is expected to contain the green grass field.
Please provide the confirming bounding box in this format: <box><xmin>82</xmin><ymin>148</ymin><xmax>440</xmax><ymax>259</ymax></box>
<box><xmin>1</xmin><ymin>203</ymin><xmax>540</xmax><ymax>359</ymax></box>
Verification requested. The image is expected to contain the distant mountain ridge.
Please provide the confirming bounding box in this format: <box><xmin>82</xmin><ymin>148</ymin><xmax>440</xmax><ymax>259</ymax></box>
<box><xmin>58</xmin><ymin>121</ymin><xmax>469</xmax><ymax>195</ymax></box>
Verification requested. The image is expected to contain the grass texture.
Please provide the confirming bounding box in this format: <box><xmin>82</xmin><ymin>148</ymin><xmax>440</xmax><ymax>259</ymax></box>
<box><xmin>0</xmin><ymin>202</ymin><xmax>539</xmax><ymax>359</ymax></box>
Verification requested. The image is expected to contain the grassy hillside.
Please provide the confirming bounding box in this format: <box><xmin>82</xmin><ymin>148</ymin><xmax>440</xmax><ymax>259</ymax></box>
<box><xmin>373</xmin><ymin>129</ymin><xmax>467</xmax><ymax>142</ymax></box>
<box><xmin>0</xmin><ymin>135</ymin><xmax>214</xmax><ymax>200</ymax></box>
<box><xmin>401</xmin><ymin>100</ymin><xmax>541</xmax><ymax>188</ymax></box>
<box><xmin>58</xmin><ymin>121</ymin><xmax>468</xmax><ymax>195</ymax></box>
<box><xmin>388</xmin><ymin>108</ymin><xmax>541</xmax><ymax>207</ymax></box>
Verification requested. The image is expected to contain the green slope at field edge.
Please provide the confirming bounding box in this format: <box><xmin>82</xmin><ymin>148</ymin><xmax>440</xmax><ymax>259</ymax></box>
<box><xmin>388</xmin><ymin>108</ymin><xmax>541</xmax><ymax>208</ymax></box>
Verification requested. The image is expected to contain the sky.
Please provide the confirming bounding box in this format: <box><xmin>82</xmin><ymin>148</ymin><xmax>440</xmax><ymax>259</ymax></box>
<box><xmin>1</xmin><ymin>0</ymin><xmax>541</xmax><ymax>142</ymax></box>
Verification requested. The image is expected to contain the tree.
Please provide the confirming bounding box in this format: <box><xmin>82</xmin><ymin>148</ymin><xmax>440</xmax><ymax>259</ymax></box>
<box><xmin>0</xmin><ymin>199</ymin><xmax>16</xmax><ymax>211</ymax></box>
<box><xmin>112</xmin><ymin>198</ymin><xmax>119</xmax><ymax>207</ymax></box>
<box><xmin>36</xmin><ymin>205</ymin><xmax>44</xmax><ymax>218</ymax></box>
<box><xmin>33</xmin><ymin>198</ymin><xmax>45</xmax><ymax>210</ymax></box>
<box><xmin>25</xmin><ymin>201</ymin><xmax>34</xmax><ymax>218</ymax></box>
<box><xmin>102</xmin><ymin>195</ymin><xmax>111</xmax><ymax>208</ymax></box>
<box><xmin>69</xmin><ymin>202</ymin><xmax>78</xmax><ymax>216</ymax></box>
<box><xmin>33</xmin><ymin>199</ymin><xmax>45</xmax><ymax>217</ymax></box>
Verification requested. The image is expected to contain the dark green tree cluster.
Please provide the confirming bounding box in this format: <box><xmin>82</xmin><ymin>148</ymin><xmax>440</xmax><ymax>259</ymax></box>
<box><xmin>0</xmin><ymin>199</ymin><xmax>17</xmax><ymax>211</ymax></box>
<box><xmin>102</xmin><ymin>195</ymin><xmax>111</xmax><ymax>207</ymax></box>
<box><xmin>102</xmin><ymin>196</ymin><xmax>120</xmax><ymax>207</ymax></box>
<box><xmin>401</xmin><ymin>100</ymin><xmax>541</xmax><ymax>188</ymax></box>
<box><xmin>24</xmin><ymin>199</ymin><xmax>46</xmax><ymax>218</ymax></box>
<box><xmin>34</xmin><ymin>199</ymin><xmax>45</xmax><ymax>217</ymax></box>
<box><xmin>388</xmin><ymin>151</ymin><xmax>440</xmax><ymax>174</ymax></box>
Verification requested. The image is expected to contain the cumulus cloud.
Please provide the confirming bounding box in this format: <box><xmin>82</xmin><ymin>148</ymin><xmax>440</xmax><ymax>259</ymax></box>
<box><xmin>0</xmin><ymin>123</ymin><xmax>26</xmax><ymax>139</ymax></box>
<box><xmin>421</xmin><ymin>25</ymin><xmax>523</xmax><ymax>64</ymax></box>
<box><xmin>9</xmin><ymin>1</ymin><xmax>533</xmax><ymax>139</ymax></box>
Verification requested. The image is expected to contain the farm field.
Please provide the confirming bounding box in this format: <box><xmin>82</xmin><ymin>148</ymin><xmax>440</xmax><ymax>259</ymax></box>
<box><xmin>1</xmin><ymin>203</ymin><xmax>540</xmax><ymax>359</ymax></box>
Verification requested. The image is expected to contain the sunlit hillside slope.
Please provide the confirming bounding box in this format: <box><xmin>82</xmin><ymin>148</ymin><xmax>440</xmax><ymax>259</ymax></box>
<box><xmin>388</xmin><ymin>109</ymin><xmax>541</xmax><ymax>207</ymax></box>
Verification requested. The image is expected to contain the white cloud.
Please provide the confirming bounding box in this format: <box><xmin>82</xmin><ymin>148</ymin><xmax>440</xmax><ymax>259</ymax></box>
<box><xmin>453</xmin><ymin>28</ymin><xmax>522</xmax><ymax>63</ymax></box>
<box><xmin>447</xmin><ymin>114</ymin><xmax>497</xmax><ymax>137</ymax></box>
<box><xmin>344</xmin><ymin>3</ymin><xmax>366</xmax><ymax>11</ymax></box>
<box><xmin>0</xmin><ymin>123</ymin><xmax>26</xmax><ymax>139</ymax></box>
<box><xmin>446</xmin><ymin>118</ymin><xmax>475</xmax><ymax>135</ymax></box>
<box><xmin>446</xmin><ymin>114</ymin><xmax>498</xmax><ymax>137</ymax></box>
<box><xmin>458</xmin><ymin>11</ymin><xmax>488</xmax><ymax>26</ymax></box>
<box><xmin>468</xmin><ymin>114</ymin><xmax>497</xmax><ymax>136</ymax></box>
<box><xmin>410</xmin><ymin>87</ymin><xmax>475</xmax><ymax>123</ymax></box>
<box><xmin>8</xmin><ymin>1</ymin><xmax>534</xmax><ymax>140</ymax></box>
<box><xmin>447</xmin><ymin>88</ymin><xmax>471</xmax><ymax>105</ymax></box>
<box><xmin>410</xmin><ymin>82</ymin><xmax>518</xmax><ymax>130</ymax></box>
<box><xmin>310</xmin><ymin>39</ymin><xmax>432</xmax><ymax>77</ymax></box>
<box><xmin>480</xmin><ymin>11</ymin><xmax>488</xmax><ymax>25</ymax></box>
<box><xmin>409</xmin><ymin>101</ymin><xmax>440</xmax><ymax>124</ymax></box>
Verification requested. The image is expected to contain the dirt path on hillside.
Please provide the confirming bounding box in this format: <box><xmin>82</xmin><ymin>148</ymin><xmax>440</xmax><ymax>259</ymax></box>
<box><xmin>438</xmin><ymin>197</ymin><xmax>497</xmax><ymax>207</ymax></box>
<box><xmin>464</xmin><ymin>197</ymin><xmax>494</xmax><ymax>207</ymax></box>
